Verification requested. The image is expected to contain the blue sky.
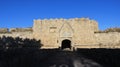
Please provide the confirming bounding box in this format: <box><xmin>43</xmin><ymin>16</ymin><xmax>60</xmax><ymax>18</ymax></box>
<box><xmin>0</xmin><ymin>0</ymin><xmax>120</xmax><ymax>30</ymax></box>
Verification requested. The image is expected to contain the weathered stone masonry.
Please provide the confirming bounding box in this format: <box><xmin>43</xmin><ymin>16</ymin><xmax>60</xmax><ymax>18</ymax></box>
<box><xmin>0</xmin><ymin>18</ymin><xmax>120</xmax><ymax>49</ymax></box>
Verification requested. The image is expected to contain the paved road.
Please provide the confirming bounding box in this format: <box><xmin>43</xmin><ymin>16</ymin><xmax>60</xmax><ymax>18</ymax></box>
<box><xmin>40</xmin><ymin>51</ymin><xmax>103</xmax><ymax>67</ymax></box>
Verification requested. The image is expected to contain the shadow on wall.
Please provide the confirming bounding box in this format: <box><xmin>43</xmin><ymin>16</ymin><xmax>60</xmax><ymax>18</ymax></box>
<box><xmin>0</xmin><ymin>36</ymin><xmax>43</xmax><ymax>49</ymax></box>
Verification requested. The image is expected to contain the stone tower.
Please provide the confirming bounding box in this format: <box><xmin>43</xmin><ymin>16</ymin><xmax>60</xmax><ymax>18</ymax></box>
<box><xmin>1</xmin><ymin>18</ymin><xmax>120</xmax><ymax>49</ymax></box>
<box><xmin>33</xmin><ymin>18</ymin><xmax>98</xmax><ymax>49</ymax></box>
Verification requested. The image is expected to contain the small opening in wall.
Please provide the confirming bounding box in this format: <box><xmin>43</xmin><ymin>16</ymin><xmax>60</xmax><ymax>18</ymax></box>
<box><xmin>49</xmin><ymin>27</ymin><xmax>57</xmax><ymax>33</ymax></box>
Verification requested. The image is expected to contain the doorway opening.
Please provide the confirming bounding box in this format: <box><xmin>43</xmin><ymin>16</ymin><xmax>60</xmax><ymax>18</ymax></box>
<box><xmin>61</xmin><ymin>39</ymin><xmax>71</xmax><ymax>49</ymax></box>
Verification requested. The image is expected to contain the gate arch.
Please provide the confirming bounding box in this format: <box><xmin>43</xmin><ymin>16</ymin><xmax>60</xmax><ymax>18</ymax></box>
<box><xmin>61</xmin><ymin>39</ymin><xmax>71</xmax><ymax>49</ymax></box>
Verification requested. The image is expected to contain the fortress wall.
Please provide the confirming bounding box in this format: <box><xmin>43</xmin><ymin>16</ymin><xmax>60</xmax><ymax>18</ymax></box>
<box><xmin>0</xmin><ymin>28</ymin><xmax>33</xmax><ymax>39</ymax></box>
<box><xmin>0</xmin><ymin>32</ymin><xmax>33</xmax><ymax>39</ymax></box>
<box><xmin>90</xmin><ymin>20</ymin><xmax>99</xmax><ymax>32</ymax></box>
<box><xmin>2</xmin><ymin>18</ymin><xmax>120</xmax><ymax>48</ymax></box>
<box><xmin>0</xmin><ymin>28</ymin><xmax>9</xmax><ymax>33</ymax></box>
<box><xmin>95</xmin><ymin>32</ymin><xmax>120</xmax><ymax>45</ymax></box>
<box><xmin>33</xmin><ymin>18</ymin><xmax>99</xmax><ymax>48</ymax></box>
<box><xmin>33</xmin><ymin>20</ymin><xmax>41</xmax><ymax>33</ymax></box>
<box><xmin>73</xmin><ymin>18</ymin><xmax>98</xmax><ymax>33</ymax></box>
<box><xmin>33</xmin><ymin>19</ymin><xmax>60</xmax><ymax>47</ymax></box>
<box><xmin>73</xmin><ymin>18</ymin><xmax>97</xmax><ymax>45</ymax></box>
<box><xmin>10</xmin><ymin>28</ymin><xmax>32</xmax><ymax>32</ymax></box>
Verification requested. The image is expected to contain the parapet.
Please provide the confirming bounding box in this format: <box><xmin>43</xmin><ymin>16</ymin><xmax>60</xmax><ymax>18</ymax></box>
<box><xmin>0</xmin><ymin>28</ymin><xmax>8</xmax><ymax>33</ymax></box>
<box><xmin>10</xmin><ymin>27</ymin><xmax>33</xmax><ymax>32</ymax></box>
<box><xmin>34</xmin><ymin>18</ymin><xmax>95</xmax><ymax>22</ymax></box>
<box><xmin>0</xmin><ymin>27</ymin><xmax>33</xmax><ymax>34</ymax></box>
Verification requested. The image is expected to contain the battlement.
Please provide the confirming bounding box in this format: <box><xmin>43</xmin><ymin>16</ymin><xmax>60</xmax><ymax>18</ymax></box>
<box><xmin>0</xmin><ymin>28</ymin><xmax>9</xmax><ymax>33</ymax></box>
<box><xmin>34</xmin><ymin>18</ymin><xmax>97</xmax><ymax>23</ymax></box>
<box><xmin>10</xmin><ymin>27</ymin><xmax>33</xmax><ymax>32</ymax></box>
<box><xmin>1</xmin><ymin>17</ymin><xmax>120</xmax><ymax>49</ymax></box>
<box><xmin>33</xmin><ymin>18</ymin><xmax>99</xmax><ymax>34</ymax></box>
<box><xmin>0</xmin><ymin>27</ymin><xmax>33</xmax><ymax>33</ymax></box>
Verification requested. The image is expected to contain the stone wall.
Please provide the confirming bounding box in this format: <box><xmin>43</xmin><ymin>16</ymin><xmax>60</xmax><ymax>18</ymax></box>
<box><xmin>95</xmin><ymin>32</ymin><xmax>120</xmax><ymax>48</ymax></box>
<box><xmin>1</xmin><ymin>18</ymin><xmax>120</xmax><ymax>49</ymax></box>
<box><xmin>10</xmin><ymin>28</ymin><xmax>33</xmax><ymax>32</ymax></box>
<box><xmin>33</xmin><ymin>18</ymin><xmax>99</xmax><ymax>48</ymax></box>
<box><xmin>0</xmin><ymin>28</ymin><xmax>8</xmax><ymax>33</ymax></box>
<box><xmin>0</xmin><ymin>32</ymin><xmax>33</xmax><ymax>39</ymax></box>
<box><xmin>0</xmin><ymin>27</ymin><xmax>33</xmax><ymax>39</ymax></box>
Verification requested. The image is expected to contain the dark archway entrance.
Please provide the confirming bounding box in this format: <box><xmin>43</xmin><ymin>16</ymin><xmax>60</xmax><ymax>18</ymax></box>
<box><xmin>61</xmin><ymin>39</ymin><xmax>71</xmax><ymax>49</ymax></box>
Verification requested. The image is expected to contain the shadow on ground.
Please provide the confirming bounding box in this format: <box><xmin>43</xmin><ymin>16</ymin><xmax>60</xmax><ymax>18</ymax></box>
<box><xmin>77</xmin><ymin>48</ymin><xmax>120</xmax><ymax>67</ymax></box>
<box><xmin>0</xmin><ymin>48</ymin><xmax>120</xmax><ymax>67</ymax></box>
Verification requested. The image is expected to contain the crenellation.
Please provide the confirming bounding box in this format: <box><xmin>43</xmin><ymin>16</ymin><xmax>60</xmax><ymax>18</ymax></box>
<box><xmin>37</xmin><ymin>19</ymin><xmax>42</xmax><ymax>22</ymax></box>
<box><xmin>74</xmin><ymin>18</ymin><xmax>79</xmax><ymax>21</ymax></box>
<box><xmin>59</xmin><ymin>18</ymin><xmax>64</xmax><ymax>21</ymax></box>
<box><xmin>43</xmin><ymin>19</ymin><xmax>48</xmax><ymax>22</ymax></box>
<box><xmin>79</xmin><ymin>18</ymin><xmax>86</xmax><ymax>21</ymax></box>
<box><xmin>9</xmin><ymin>28</ymin><xmax>33</xmax><ymax>32</ymax></box>
<box><xmin>1</xmin><ymin>18</ymin><xmax>120</xmax><ymax>49</ymax></box>
<box><xmin>0</xmin><ymin>28</ymin><xmax>9</xmax><ymax>33</ymax></box>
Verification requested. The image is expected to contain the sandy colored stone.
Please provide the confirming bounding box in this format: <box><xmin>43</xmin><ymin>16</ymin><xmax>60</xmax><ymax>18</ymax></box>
<box><xmin>0</xmin><ymin>18</ymin><xmax>120</xmax><ymax>49</ymax></box>
<box><xmin>0</xmin><ymin>28</ymin><xmax>8</xmax><ymax>33</ymax></box>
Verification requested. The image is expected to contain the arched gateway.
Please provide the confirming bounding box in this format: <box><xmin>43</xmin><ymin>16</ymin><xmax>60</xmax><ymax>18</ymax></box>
<box><xmin>61</xmin><ymin>39</ymin><xmax>71</xmax><ymax>49</ymax></box>
<box><xmin>33</xmin><ymin>18</ymin><xmax>99</xmax><ymax>49</ymax></box>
